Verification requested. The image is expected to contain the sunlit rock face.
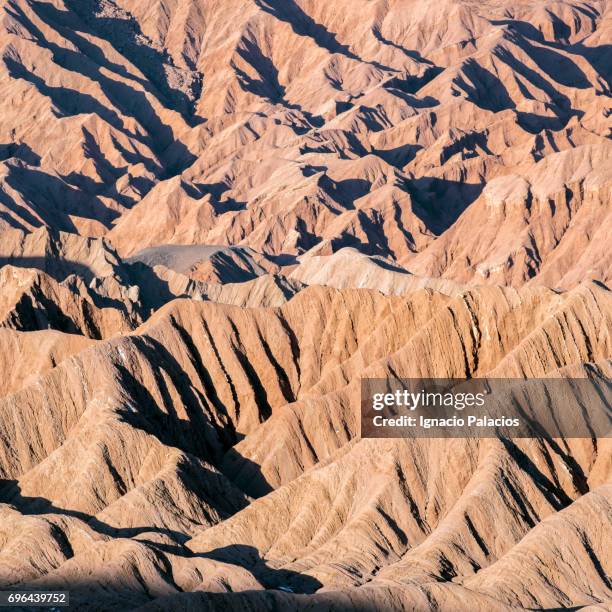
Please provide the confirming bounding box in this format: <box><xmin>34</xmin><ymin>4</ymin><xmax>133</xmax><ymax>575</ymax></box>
<box><xmin>0</xmin><ymin>0</ymin><xmax>610</xmax><ymax>609</ymax></box>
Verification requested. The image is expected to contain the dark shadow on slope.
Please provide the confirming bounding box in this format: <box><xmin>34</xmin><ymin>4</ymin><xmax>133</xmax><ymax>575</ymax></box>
<box><xmin>1</xmin><ymin>158</ymin><xmax>118</xmax><ymax>229</ymax></box>
<box><xmin>234</xmin><ymin>37</ymin><xmax>287</xmax><ymax>104</ymax></box>
<box><xmin>372</xmin><ymin>27</ymin><xmax>434</xmax><ymax>65</ymax></box>
<box><xmin>299</xmin><ymin>130</ymin><xmax>369</xmax><ymax>158</ymax></box>
<box><xmin>0</xmin><ymin>255</ymin><xmax>96</xmax><ymax>284</ymax></box>
<box><xmin>0</xmin><ymin>187</ymin><xmax>46</xmax><ymax>230</ymax></box>
<box><xmin>350</xmin><ymin>105</ymin><xmax>391</xmax><ymax>133</ymax></box>
<box><xmin>200</xmin><ymin>545</ymin><xmax>322</xmax><ymax>594</ymax></box>
<box><xmin>7</xmin><ymin>291</ymin><xmax>102</xmax><ymax>338</ymax></box>
<box><xmin>0</xmin><ymin>481</ymin><xmax>226</xmax><ymax>544</ymax></box>
<box><xmin>114</xmin><ymin>347</ymin><xmax>231</xmax><ymax>464</ymax></box>
<box><xmin>32</xmin><ymin>0</ymin><xmax>204</xmax><ymax>123</ymax></box>
<box><xmin>6</xmin><ymin>4</ymin><xmax>197</xmax><ymax>176</ymax></box>
<box><xmin>0</xmin><ymin>486</ymin><xmax>323</xmax><ymax>603</ymax></box>
<box><xmin>0</xmin><ymin>211</ymin><xmax>27</xmax><ymax>231</ymax></box>
<box><xmin>115</xmin><ymin>355</ymin><xmax>277</xmax><ymax>501</ymax></box>
<box><xmin>403</xmin><ymin>176</ymin><xmax>484</xmax><ymax>235</ymax></box>
<box><xmin>452</xmin><ymin>58</ymin><xmax>515</xmax><ymax>112</ymax></box>
<box><xmin>574</xmin><ymin>43</ymin><xmax>612</xmax><ymax>90</ymax></box>
<box><xmin>367</xmin><ymin>257</ymin><xmax>411</xmax><ymax>274</ymax></box>
<box><xmin>5</xmin><ymin>50</ymin><xmax>171</xmax><ymax>184</ymax></box>
<box><xmin>255</xmin><ymin>0</ymin><xmax>397</xmax><ymax>72</ymax></box>
<box><xmin>222</xmin><ymin>318</ymin><xmax>275</xmax><ymax>424</ymax></box>
<box><xmin>329</xmin><ymin>222</ymin><xmax>405</xmax><ymax>261</ymax></box>
<box><xmin>384</xmin><ymin>89</ymin><xmax>439</xmax><ymax>109</ymax></box>
<box><xmin>222</xmin><ymin>446</ymin><xmax>274</xmax><ymax>498</ymax></box>
<box><xmin>0</xmin><ymin>140</ymin><xmax>125</xmax><ymax>231</ymax></box>
<box><xmin>61</xmin><ymin>127</ymin><xmax>146</xmax><ymax>207</ymax></box>
<box><xmin>168</xmin><ymin>315</ymin><xmax>241</xmax><ymax>442</ymax></box>
<box><xmin>3</xmin><ymin>54</ymin><xmax>124</xmax><ymax>133</ymax></box>
<box><xmin>318</xmin><ymin>174</ymin><xmax>371</xmax><ymax>210</ymax></box>
<box><xmin>384</xmin><ymin>65</ymin><xmax>444</xmax><ymax>95</ymax></box>
<box><xmin>0</xmin><ymin>249</ymin><xmax>146</xmax><ymax>324</ymax></box>
<box><xmin>492</xmin><ymin>43</ymin><xmax>571</xmax><ymax>109</ymax></box>
<box><xmin>491</xmin><ymin>46</ymin><xmax>585</xmax><ymax>131</ymax></box>
<box><xmin>0</xmin><ymin>254</ymin><xmax>140</xmax><ymax>334</ymax></box>
<box><xmin>76</xmin><ymin>128</ymin><xmax>123</xmax><ymax>184</ymax></box>
<box><xmin>515</xmin><ymin>113</ymin><xmax>566</xmax><ymax>135</ymax></box>
<box><xmin>545</xmin><ymin>9</ymin><xmax>572</xmax><ymax>42</ymax></box>
<box><xmin>374</xmin><ymin>143</ymin><xmax>423</xmax><ymax>169</ymax></box>
<box><xmin>111</xmin><ymin>335</ymin><xmax>274</xmax><ymax>495</ymax></box>
<box><xmin>438</xmin><ymin>131</ymin><xmax>494</xmax><ymax>165</ymax></box>
<box><xmin>29</xmin><ymin>1</ymin><xmax>150</xmax><ymax>87</ymax></box>
<box><xmin>492</xmin><ymin>18</ymin><xmax>610</xmax><ymax>89</ymax></box>
<box><xmin>109</xmin><ymin>133</ymin><xmax>162</xmax><ymax>177</ymax></box>
<box><xmin>127</xmin><ymin>242</ymin><xmax>279</xmax><ymax>284</ymax></box>
<box><xmin>61</xmin><ymin>169</ymin><xmax>137</xmax><ymax>210</ymax></box>
<box><xmin>301</xmin><ymin>164</ymin><xmax>329</xmax><ymax>179</ymax></box>
<box><xmin>499</xmin><ymin>438</ymin><xmax>574</xmax><ymax>511</ymax></box>
<box><xmin>232</xmin><ymin>37</ymin><xmax>325</xmax><ymax>129</ymax></box>
<box><xmin>335</xmin><ymin>99</ymin><xmax>353</xmax><ymax>114</ymax></box>
<box><xmin>0</xmin><ymin>311</ymin><xmax>275</xmax><ymax>498</ymax></box>
<box><xmin>508</xmin><ymin>31</ymin><xmax>591</xmax><ymax>89</ymax></box>
<box><xmin>254</xmin><ymin>0</ymin><xmax>361</xmax><ymax>63</ymax></box>
<box><xmin>0</xmin><ymin>250</ymin><xmax>136</xmax><ymax>314</ymax></box>
<box><xmin>139</xmin><ymin>589</ymin><xmax>385</xmax><ymax>611</ymax></box>
<box><xmin>0</xmin><ymin>579</ymin><xmax>333</xmax><ymax>612</ymax></box>
<box><xmin>0</xmin><ymin>143</ymin><xmax>41</xmax><ymax>166</ymax></box>
<box><xmin>122</xmin><ymin>261</ymin><xmax>176</xmax><ymax>312</ymax></box>
<box><xmin>264</xmin><ymin>252</ymin><xmax>299</xmax><ymax>266</ymax></box>
<box><xmin>0</xmin><ymin>480</ymin><xmax>252</xmax><ymax>592</ymax></box>
<box><xmin>186</xmin><ymin>180</ymin><xmax>247</xmax><ymax>213</ymax></box>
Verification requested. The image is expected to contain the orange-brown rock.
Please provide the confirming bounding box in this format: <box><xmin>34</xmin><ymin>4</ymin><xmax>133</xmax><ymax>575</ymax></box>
<box><xmin>0</xmin><ymin>282</ymin><xmax>610</xmax><ymax>610</ymax></box>
<box><xmin>0</xmin><ymin>0</ymin><xmax>611</xmax><ymax>610</ymax></box>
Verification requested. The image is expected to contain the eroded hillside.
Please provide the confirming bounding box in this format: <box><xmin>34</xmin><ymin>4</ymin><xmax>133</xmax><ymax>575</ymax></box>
<box><xmin>0</xmin><ymin>0</ymin><xmax>610</xmax><ymax>610</ymax></box>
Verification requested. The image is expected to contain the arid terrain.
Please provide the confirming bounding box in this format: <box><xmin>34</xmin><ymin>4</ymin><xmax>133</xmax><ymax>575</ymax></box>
<box><xmin>0</xmin><ymin>0</ymin><xmax>611</xmax><ymax>610</ymax></box>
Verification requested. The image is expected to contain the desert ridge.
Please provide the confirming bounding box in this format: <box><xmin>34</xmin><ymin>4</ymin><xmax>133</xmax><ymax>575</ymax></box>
<box><xmin>0</xmin><ymin>0</ymin><xmax>610</xmax><ymax>609</ymax></box>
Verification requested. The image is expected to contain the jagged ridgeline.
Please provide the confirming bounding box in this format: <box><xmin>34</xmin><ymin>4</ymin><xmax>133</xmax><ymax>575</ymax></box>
<box><xmin>0</xmin><ymin>0</ymin><xmax>611</xmax><ymax>610</ymax></box>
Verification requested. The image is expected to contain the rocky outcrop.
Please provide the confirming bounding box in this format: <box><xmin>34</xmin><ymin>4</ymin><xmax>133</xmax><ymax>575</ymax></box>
<box><xmin>0</xmin><ymin>282</ymin><xmax>610</xmax><ymax>610</ymax></box>
<box><xmin>0</xmin><ymin>1</ymin><xmax>611</xmax><ymax>610</ymax></box>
